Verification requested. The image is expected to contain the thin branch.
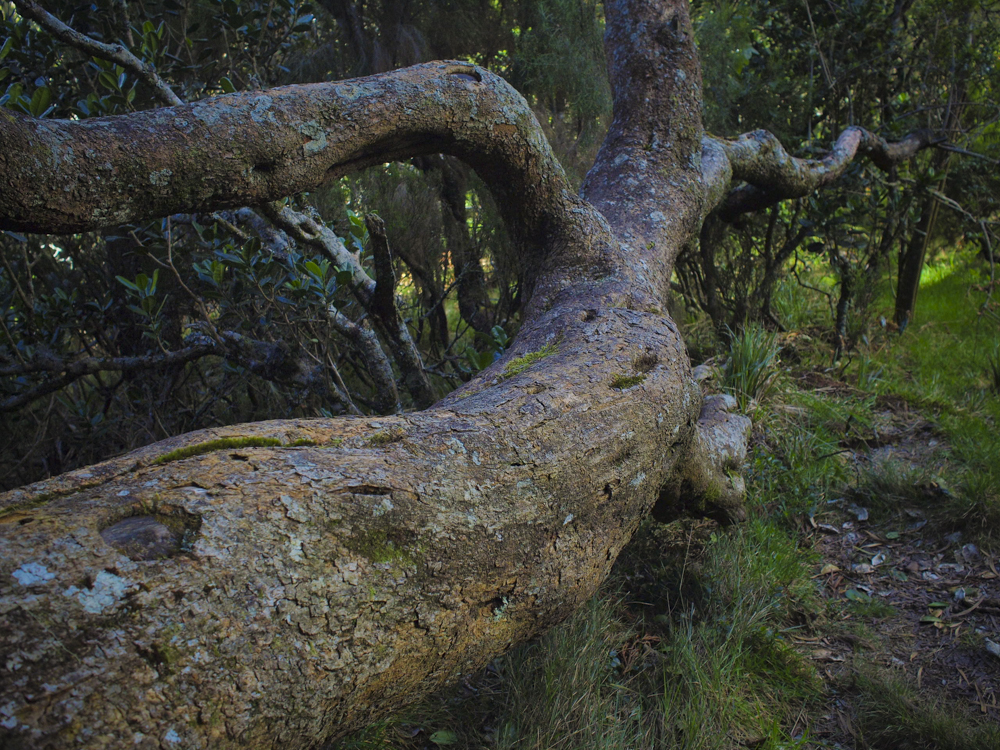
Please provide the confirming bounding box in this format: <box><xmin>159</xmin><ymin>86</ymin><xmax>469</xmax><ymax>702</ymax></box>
<box><xmin>0</xmin><ymin>345</ymin><xmax>213</xmax><ymax>411</ymax></box>
<box><xmin>711</xmin><ymin>127</ymin><xmax>942</xmax><ymax>221</ymax></box>
<box><xmin>327</xmin><ymin>310</ymin><xmax>400</xmax><ymax>414</ymax></box>
<box><xmin>11</xmin><ymin>0</ymin><xmax>183</xmax><ymax>107</ymax></box>
<box><xmin>0</xmin><ymin>329</ymin><xmax>340</xmax><ymax>412</ymax></box>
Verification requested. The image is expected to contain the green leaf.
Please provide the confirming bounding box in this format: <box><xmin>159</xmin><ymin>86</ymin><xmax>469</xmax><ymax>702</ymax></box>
<box><xmin>99</xmin><ymin>71</ymin><xmax>119</xmax><ymax>91</ymax></box>
<box><xmin>845</xmin><ymin>589</ymin><xmax>871</xmax><ymax>603</ymax></box>
<box><xmin>429</xmin><ymin>730</ymin><xmax>458</xmax><ymax>745</ymax></box>
<box><xmin>336</xmin><ymin>269</ymin><xmax>353</xmax><ymax>286</ymax></box>
<box><xmin>220</xmin><ymin>77</ymin><xmax>236</xmax><ymax>94</ymax></box>
<box><xmin>920</xmin><ymin>615</ymin><xmax>943</xmax><ymax>624</ymax></box>
<box><xmin>29</xmin><ymin>86</ymin><xmax>51</xmax><ymax>117</ymax></box>
<box><xmin>0</xmin><ymin>38</ymin><xmax>13</xmax><ymax>60</ymax></box>
<box><xmin>115</xmin><ymin>275</ymin><xmax>140</xmax><ymax>292</ymax></box>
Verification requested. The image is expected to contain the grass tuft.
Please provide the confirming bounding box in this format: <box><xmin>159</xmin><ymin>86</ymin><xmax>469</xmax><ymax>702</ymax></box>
<box><xmin>722</xmin><ymin>324</ymin><xmax>781</xmax><ymax>412</ymax></box>
<box><xmin>851</xmin><ymin>667</ymin><xmax>1000</xmax><ymax>750</ymax></box>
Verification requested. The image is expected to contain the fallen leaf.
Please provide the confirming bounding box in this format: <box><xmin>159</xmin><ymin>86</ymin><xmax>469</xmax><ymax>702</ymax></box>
<box><xmin>430</xmin><ymin>730</ymin><xmax>459</xmax><ymax>745</ymax></box>
<box><xmin>811</xmin><ymin>649</ymin><xmax>845</xmax><ymax>662</ymax></box>
<box><xmin>820</xmin><ymin>564</ymin><xmax>840</xmax><ymax>575</ymax></box>
<box><xmin>848</xmin><ymin>504</ymin><xmax>869</xmax><ymax>521</ymax></box>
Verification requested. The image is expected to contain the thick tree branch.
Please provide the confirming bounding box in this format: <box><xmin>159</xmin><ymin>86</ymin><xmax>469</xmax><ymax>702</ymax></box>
<box><xmin>582</xmin><ymin>0</ymin><xmax>707</xmax><ymax>305</ymax></box>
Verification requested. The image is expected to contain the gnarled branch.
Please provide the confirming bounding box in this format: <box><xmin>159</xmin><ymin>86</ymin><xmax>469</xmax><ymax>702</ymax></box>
<box><xmin>708</xmin><ymin>127</ymin><xmax>941</xmax><ymax>221</ymax></box>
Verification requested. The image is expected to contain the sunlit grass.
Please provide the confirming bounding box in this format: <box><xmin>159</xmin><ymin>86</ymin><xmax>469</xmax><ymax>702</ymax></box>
<box><xmin>722</xmin><ymin>323</ymin><xmax>782</xmax><ymax>413</ymax></box>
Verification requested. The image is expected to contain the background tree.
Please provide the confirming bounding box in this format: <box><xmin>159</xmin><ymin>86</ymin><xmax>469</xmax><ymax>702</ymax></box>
<box><xmin>675</xmin><ymin>0</ymin><xmax>1000</xmax><ymax>348</ymax></box>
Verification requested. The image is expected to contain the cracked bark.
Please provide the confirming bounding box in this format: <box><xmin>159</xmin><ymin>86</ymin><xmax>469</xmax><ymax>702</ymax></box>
<box><xmin>0</xmin><ymin>44</ymin><xmax>708</xmax><ymax>747</ymax></box>
<box><xmin>0</xmin><ymin>1</ymin><xmax>913</xmax><ymax>747</ymax></box>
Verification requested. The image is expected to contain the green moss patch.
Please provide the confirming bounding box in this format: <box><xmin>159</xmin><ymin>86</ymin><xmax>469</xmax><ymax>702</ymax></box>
<box><xmin>367</xmin><ymin>427</ymin><xmax>406</xmax><ymax>447</ymax></box>
<box><xmin>609</xmin><ymin>373</ymin><xmax>647</xmax><ymax>390</ymax></box>
<box><xmin>502</xmin><ymin>344</ymin><xmax>558</xmax><ymax>380</ymax></box>
<box><xmin>347</xmin><ymin>529</ymin><xmax>420</xmax><ymax>567</ymax></box>
<box><xmin>153</xmin><ymin>436</ymin><xmax>282</xmax><ymax>465</ymax></box>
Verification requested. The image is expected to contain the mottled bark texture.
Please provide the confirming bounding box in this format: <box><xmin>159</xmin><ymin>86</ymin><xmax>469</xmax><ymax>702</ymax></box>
<box><xmin>0</xmin><ymin>1</ymin><xmax>923</xmax><ymax>747</ymax></box>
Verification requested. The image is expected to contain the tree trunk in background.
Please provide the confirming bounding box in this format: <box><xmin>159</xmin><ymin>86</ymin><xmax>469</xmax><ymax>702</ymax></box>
<box><xmin>894</xmin><ymin>187</ymin><xmax>941</xmax><ymax>329</ymax></box>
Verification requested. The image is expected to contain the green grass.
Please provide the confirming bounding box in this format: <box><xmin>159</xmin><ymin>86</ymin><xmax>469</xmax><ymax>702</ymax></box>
<box><xmin>850</xmin><ymin>667</ymin><xmax>1000</xmax><ymax>750</ymax></box>
<box><xmin>722</xmin><ymin>324</ymin><xmax>781</xmax><ymax>413</ymax></box>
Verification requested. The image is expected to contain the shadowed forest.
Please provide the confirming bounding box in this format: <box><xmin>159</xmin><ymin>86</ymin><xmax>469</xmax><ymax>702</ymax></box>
<box><xmin>2</xmin><ymin>0</ymin><xmax>1000</xmax><ymax>748</ymax></box>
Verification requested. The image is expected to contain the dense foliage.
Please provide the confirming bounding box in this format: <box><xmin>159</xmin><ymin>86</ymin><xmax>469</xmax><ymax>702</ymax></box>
<box><xmin>680</xmin><ymin>0</ymin><xmax>1000</xmax><ymax>345</ymax></box>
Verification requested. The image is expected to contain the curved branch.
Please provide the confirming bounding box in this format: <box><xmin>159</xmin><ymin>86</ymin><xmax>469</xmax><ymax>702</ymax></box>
<box><xmin>709</xmin><ymin>127</ymin><xmax>940</xmax><ymax>220</ymax></box>
<box><xmin>0</xmin><ymin>63</ymin><xmax>567</xmax><ymax>251</ymax></box>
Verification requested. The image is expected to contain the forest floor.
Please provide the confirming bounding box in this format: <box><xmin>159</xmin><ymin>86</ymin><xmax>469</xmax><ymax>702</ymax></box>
<box><xmin>793</xmin><ymin>376</ymin><xmax>1000</xmax><ymax>743</ymax></box>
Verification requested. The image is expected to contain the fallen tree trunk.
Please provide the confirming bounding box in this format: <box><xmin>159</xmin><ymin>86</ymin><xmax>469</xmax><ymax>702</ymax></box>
<box><xmin>0</xmin><ymin>0</ymin><xmax>938</xmax><ymax>746</ymax></box>
<box><xmin>0</xmin><ymin>1</ymin><xmax>718</xmax><ymax>743</ymax></box>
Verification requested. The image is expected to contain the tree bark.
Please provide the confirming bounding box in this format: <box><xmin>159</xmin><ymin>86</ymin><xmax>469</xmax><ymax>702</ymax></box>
<box><xmin>0</xmin><ymin>1</ymin><xmax>938</xmax><ymax>747</ymax></box>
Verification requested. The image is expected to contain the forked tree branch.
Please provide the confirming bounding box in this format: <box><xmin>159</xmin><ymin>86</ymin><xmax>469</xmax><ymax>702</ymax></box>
<box><xmin>0</xmin><ymin>4</ymin><xmax>747</xmax><ymax>747</ymax></box>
